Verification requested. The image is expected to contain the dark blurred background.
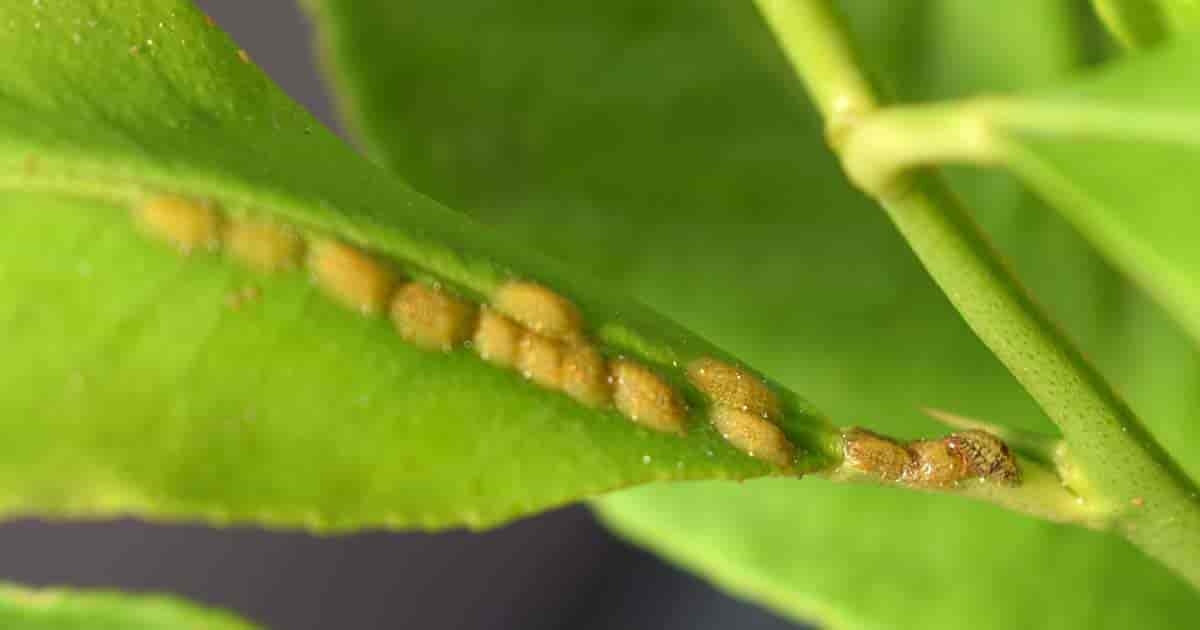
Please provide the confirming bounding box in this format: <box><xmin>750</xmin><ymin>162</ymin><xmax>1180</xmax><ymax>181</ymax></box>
<box><xmin>0</xmin><ymin>2</ymin><xmax>804</xmax><ymax>628</ymax></box>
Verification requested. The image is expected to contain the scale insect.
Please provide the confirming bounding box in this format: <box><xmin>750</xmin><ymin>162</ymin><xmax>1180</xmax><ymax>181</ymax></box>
<box><xmin>610</xmin><ymin>359</ymin><xmax>687</xmax><ymax>435</ymax></box>
<box><xmin>493</xmin><ymin>281</ymin><xmax>585</xmax><ymax>343</ymax></box>
<box><xmin>135</xmin><ymin>195</ymin><xmax>222</xmax><ymax>254</ymax></box>
<box><xmin>711</xmin><ymin>406</ymin><xmax>794</xmax><ymax>467</ymax></box>
<box><xmin>841</xmin><ymin>426</ymin><xmax>1019</xmax><ymax>486</ymax></box>
<box><xmin>308</xmin><ymin>239</ymin><xmax>399</xmax><ymax>315</ymax></box>
<box><xmin>688</xmin><ymin>357</ymin><xmax>796</xmax><ymax>467</ymax></box>
<box><xmin>687</xmin><ymin>357</ymin><xmax>781</xmax><ymax>420</ymax></box>
<box><xmin>517</xmin><ymin>331</ymin><xmax>564</xmax><ymax>389</ymax></box>
<box><xmin>473</xmin><ymin>307</ymin><xmax>522</xmax><ymax>368</ymax></box>
<box><xmin>842</xmin><ymin>427</ymin><xmax>912</xmax><ymax>482</ymax></box>
<box><xmin>561</xmin><ymin>344</ymin><xmax>610</xmax><ymax>408</ymax></box>
<box><xmin>391</xmin><ymin>282</ymin><xmax>477</xmax><ymax>351</ymax></box>
<box><xmin>225</xmin><ymin>218</ymin><xmax>305</xmax><ymax>273</ymax></box>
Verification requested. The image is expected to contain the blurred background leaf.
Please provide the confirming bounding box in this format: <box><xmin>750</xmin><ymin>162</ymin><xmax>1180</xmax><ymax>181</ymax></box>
<box><xmin>0</xmin><ymin>583</ymin><xmax>258</xmax><ymax>630</ymax></box>
<box><xmin>1091</xmin><ymin>0</ymin><xmax>1200</xmax><ymax>47</ymax></box>
<box><xmin>306</xmin><ymin>0</ymin><xmax>1200</xmax><ymax>626</ymax></box>
<box><xmin>985</xmin><ymin>37</ymin><xmax>1200</xmax><ymax>349</ymax></box>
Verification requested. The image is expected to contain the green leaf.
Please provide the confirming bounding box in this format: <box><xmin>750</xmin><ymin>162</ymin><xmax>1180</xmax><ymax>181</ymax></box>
<box><xmin>1093</xmin><ymin>0</ymin><xmax>1171</xmax><ymax>48</ymax></box>
<box><xmin>979</xmin><ymin>36</ymin><xmax>1200</xmax><ymax>354</ymax></box>
<box><xmin>307</xmin><ymin>0</ymin><xmax>1200</xmax><ymax>627</ymax></box>
<box><xmin>0</xmin><ymin>583</ymin><xmax>258</xmax><ymax>630</ymax></box>
<box><xmin>1092</xmin><ymin>0</ymin><xmax>1200</xmax><ymax>48</ymax></box>
<box><xmin>0</xmin><ymin>0</ymin><xmax>835</xmax><ymax>531</ymax></box>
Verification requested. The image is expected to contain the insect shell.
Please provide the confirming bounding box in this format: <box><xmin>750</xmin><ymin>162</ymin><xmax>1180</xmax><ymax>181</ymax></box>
<box><xmin>842</xmin><ymin>428</ymin><xmax>1019</xmax><ymax>487</ymax></box>
<box><xmin>687</xmin><ymin>357</ymin><xmax>780</xmax><ymax>420</ymax></box>
<box><xmin>943</xmin><ymin>430</ymin><xmax>1019</xmax><ymax>485</ymax></box>
<box><xmin>842</xmin><ymin>427</ymin><xmax>912</xmax><ymax>482</ymax></box>
<box><xmin>224</xmin><ymin>218</ymin><xmax>305</xmax><ymax>273</ymax></box>
<box><xmin>473</xmin><ymin>307</ymin><xmax>522</xmax><ymax>368</ymax></box>
<box><xmin>610</xmin><ymin>359</ymin><xmax>687</xmax><ymax>435</ymax></box>
<box><xmin>561</xmin><ymin>344</ymin><xmax>610</xmax><ymax>408</ymax></box>
<box><xmin>308</xmin><ymin>239</ymin><xmax>399</xmax><ymax>315</ymax></box>
<box><xmin>712</xmin><ymin>406</ymin><xmax>794</xmax><ymax>467</ymax></box>
<box><xmin>517</xmin><ymin>331</ymin><xmax>564</xmax><ymax>389</ymax></box>
<box><xmin>134</xmin><ymin>195</ymin><xmax>222</xmax><ymax>254</ymax></box>
<box><xmin>905</xmin><ymin>430</ymin><xmax>1019</xmax><ymax>486</ymax></box>
<box><xmin>493</xmin><ymin>281</ymin><xmax>585</xmax><ymax>343</ymax></box>
<box><xmin>391</xmin><ymin>282</ymin><xmax>477</xmax><ymax>351</ymax></box>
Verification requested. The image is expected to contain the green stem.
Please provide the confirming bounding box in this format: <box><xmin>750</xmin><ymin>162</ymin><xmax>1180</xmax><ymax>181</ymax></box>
<box><xmin>748</xmin><ymin>0</ymin><xmax>877</xmax><ymax>145</ymax></box>
<box><xmin>754</xmin><ymin>0</ymin><xmax>1200</xmax><ymax>589</ymax></box>
<box><xmin>836</xmin><ymin>100</ymin><xmax>1005</xmax><ymax>198</ymax></box>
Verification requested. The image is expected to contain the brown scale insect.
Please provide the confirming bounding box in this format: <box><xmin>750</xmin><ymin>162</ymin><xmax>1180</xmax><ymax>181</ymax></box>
<box><xmin>517</xmin><ymin>332</ymin><xmax>563</xmax><ymax>390</ymax></box>
<box><xmin>686</xmin><ymin>357</ymin><xmax>781</xmax><ymax>420</ymax></box>
<box><xmin>944</xmin><ymin>430</ymin><xmax>1020</xmax><ymax>485</ymax></box>
<box><xmin>561</xmin><ymin>344</ymin><xmax>610</xmax><ymax>408</ymax></box>
<box><xmin>688</xmin><ymin>356</ymin><xmax>796</xmax><ymax>467</ymax></box>
<box><xmin>712</xmin><ymin>407</ymin><xmax>794</xmax><ymax>468</ymax></box>
<box><xmin>307</xmin><ymin>239</ymin><xmax>398</xmax><ymax>315</ymax></box>
<box><xmin>391</xmin><ymin>282</ymin><xmax>477</xmax><ymax>351</ymax></box>
<box><xmin>610</xmin><ymin>359</ymin><xmax>687</xmax><ymax>435</ymax></box>
<box><xmin>493</xmin><ymin>281</ymin><xmax>585</xmax><ymax>343</ymax></box>
<box><xmin>225</xmin><ymin>218</ymin><xmax>305</xmax><ymax>273</ymax></box>
<box><xmin>842</xmin><ymin>427</ymin><xmax>1019</xmax><ymax>486</ymax></box>
<box><xmin>903</xmin><ymin>439</ymin><xmax>965</xmax><ymax>486</ymax></box>
<box><xmin>473</xmin><ymin>307</ymin><xmax>522</xmax><ymax>368</ymax></box>
<box><xmin>842</xmin><ymin>427</ymin><xmax>912</xmax><ymax>482</ymax></box>
<box><xmin>134</xmin><ymin>195</ymin><xmax>222</xmax><ymax>254</ymax></box>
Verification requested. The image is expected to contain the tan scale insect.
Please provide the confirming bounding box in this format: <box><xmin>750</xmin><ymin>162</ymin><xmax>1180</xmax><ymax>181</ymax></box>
<box><xmin>944</xmin><ymin>430</ymin><xmax>1019</xmax><ymax>485</ymax></box>
<box><xmin>517</xmin><ymin>332</ymin><xmax>563</xmax><ymax>389</ymax></box>
<box><xmin>134</xmin><ymin>195</ymin><xmax>222</xmax><ymax>254</ymax></box>
<box><xmin>687</xmin><ymin>356</ymin><xmax>797</xmax><ymax>466</ymax></box>
<box><xmin>842</xmin><ymin>427</ymin><xmax>1019</xmax><ymax>486</ymax></box>
<box><xmin>902</xmin><ymin>431</ymin><xmax>1020</xmax><ymax>486</ymax></box>
<box><xmin>712</xmin><ymin>406</ymin><xmax>794</xmax><ymax>467</ymax></box>
<box><xmin>903</xmin><ymin>439</ymin><xmax>966</xmax><ymax>487</ymax></box>
<box><xmin>610</xmin><ymin>359</ymin><xmax>687</xmax><ymax>435</ymax></box>
<box><xmin>493</xmin><ymin>281</ymin><xmax>584</xmax><ymax>343</ymax></box>
<box><xmin>224</xmin><ymin>218</ymin><xmax>305</xmax><ymax>273</ymax></box>
<box><xmin>307</xmin><ymin>239</ymin><xmax>398</xmax><ymax>315</ymax></box>
<box><xmin>390</xmin><ymin>282</ymin><xmax>477</xmax><ymax>351</ymax></box>
<box><xmin>561</xmin><ymin>344</ymin><xmax>610</xmax><ymax>408</ymax></box>
<box><xmin>841</xmin><ymin>427</ymin><xmax>913</xmax><ymax>481</ymax></box>
<box><xmin>687</xmin><ymin>357</ymin><xmax>781</xmax><ymax>419</ymax></box>
<box><xmin>473</xmin><ymin>307</ymin><xmax>522</xmax><ymax>368</ymax></box>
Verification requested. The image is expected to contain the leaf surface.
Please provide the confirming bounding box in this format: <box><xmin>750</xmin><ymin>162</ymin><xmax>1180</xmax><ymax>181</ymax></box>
<box><xmin>0</xmin><ymin>0</ymin><xmax>834</xmax><ymax>532</ymax></box>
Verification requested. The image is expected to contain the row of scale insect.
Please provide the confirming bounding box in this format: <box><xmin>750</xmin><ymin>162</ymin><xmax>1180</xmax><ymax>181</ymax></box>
<box><xmin>132</xmin><ymin>195</ymin><xmax>801</xmax><ymax>468</ymax></box>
